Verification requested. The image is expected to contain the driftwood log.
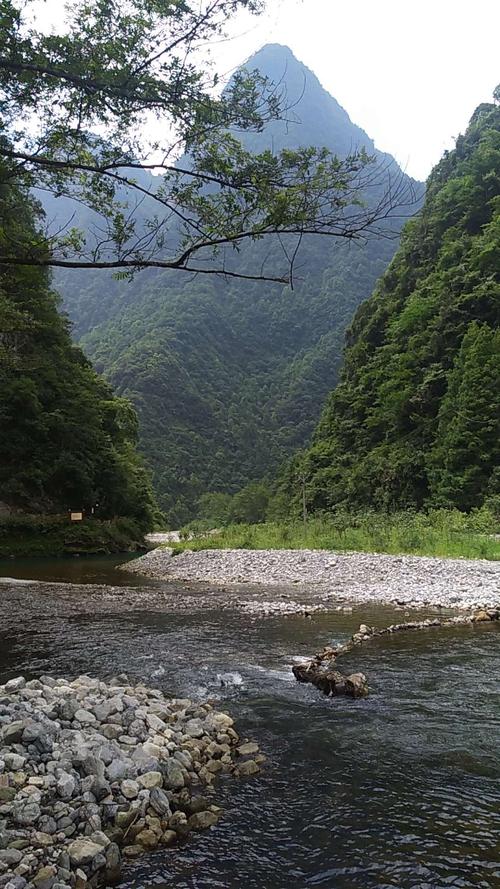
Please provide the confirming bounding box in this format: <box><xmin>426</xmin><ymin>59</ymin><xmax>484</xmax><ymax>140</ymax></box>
<box><xmin>293</xmin><ymin>608</ymin><xmax>500</xmax><ymax>699</ymax></box>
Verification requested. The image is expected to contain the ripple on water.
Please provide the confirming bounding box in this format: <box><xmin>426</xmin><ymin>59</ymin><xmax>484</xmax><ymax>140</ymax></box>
<box><xmin>1</xmin><ymin>562</ymin><xmax>500</xmax><ymax>888</ymax></box>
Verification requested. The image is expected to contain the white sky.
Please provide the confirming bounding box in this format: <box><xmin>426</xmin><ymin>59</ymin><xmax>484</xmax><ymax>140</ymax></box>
<box><xmin>217</xmin><ymin>0</ymin><xmax>500</xmax><ymax>180</ymax></box>
<box><xmin>33</xmin><ymin>0</ymin><xmax>499</xmax><ymax>181</ymax></box>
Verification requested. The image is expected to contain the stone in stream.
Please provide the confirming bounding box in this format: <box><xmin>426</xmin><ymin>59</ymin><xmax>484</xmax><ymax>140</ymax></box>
<box><xmin>134</xmin><ymin>829</ymin><xmax>159</xmax><ymax>850</ymax></box>
<box><xmin>161</xmin><ymin>830</ymin><xmax>177</xmax><ymax>847</ymax></box>
<box><xmin>104</xmin><ymin>843</ymin><xmax>121</xmax><ymax>884</ymax></box>
<box><xmin>168</xmin><ymin>811</ymin><xmax>189</xmax><ymax>837</ymax></box>
<box><xmin>122</xmin><ymin>845</ymin><xmax>143</xmax><ymax>858</ymax></box>
<box><xmin>188</xmin><ymin>811</ymin><xmax>219</xmax><ymax>830</ymax></box>
<box><xmin>236</xmin><ymin>760</ymin><xmax>260</xmax><ymax>777</ymax></box>
<box><xmin>472</xmin><ymin>610</ymin><xmax>491</xmax><ymax>622</ymax></box>
<box><xmin>237</xmin><ymin>742</ymin><xmax>259</xmax><ymax>756</ymax></box>
<box><xmin>345</xmin><ymin>673</ymin><xmax>369</xmax><ymax>698</ymax></box>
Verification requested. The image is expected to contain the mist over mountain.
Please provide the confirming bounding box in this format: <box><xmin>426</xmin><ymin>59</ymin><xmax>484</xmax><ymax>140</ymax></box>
<box><xmin>49</xmin><ymin>44</ymin><xmax>422</xmax><ymax>524</ymax></box>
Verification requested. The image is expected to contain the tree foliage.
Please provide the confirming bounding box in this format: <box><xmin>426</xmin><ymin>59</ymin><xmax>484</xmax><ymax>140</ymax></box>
<box><xmin>0</xmin><ymin>3</ymin><xmax>415</xmax><ymax>281</ymax></box>
<box><xmin>429</xmin><ymin>322</ymin><xmax>500</xmax><ymax>510</ymax></box>
<box><xmin>288</xmin><ymin>97</ymin><xmax>500</xmax><ymax>515</ymax></box>
<box><xmin>0</xmin><ymin>159</ymin><xmax>157</xmax><ymax>525</ymax></box>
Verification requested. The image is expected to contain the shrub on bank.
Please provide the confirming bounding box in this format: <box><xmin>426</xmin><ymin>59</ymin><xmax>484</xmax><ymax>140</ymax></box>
<box><xmin>170</xmin><ymin>508</ymin><xmax>500</xmax><ymax>561</ymax></box>
<box><xmin>0</xmin><ymin>515</ymin><xmax>146</xmax><ymax>557</ymax></box>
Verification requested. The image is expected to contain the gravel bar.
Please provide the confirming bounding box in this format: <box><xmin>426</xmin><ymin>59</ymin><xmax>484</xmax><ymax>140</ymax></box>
<box><xmin>124</xmin><ymin>547</ymin><xmax>500</xmax><ymax>610</ymax></box>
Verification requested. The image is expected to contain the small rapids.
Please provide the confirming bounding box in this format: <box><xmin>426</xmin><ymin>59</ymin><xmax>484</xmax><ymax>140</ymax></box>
<box><xmin>1</xmin><ymin>555</ymin><xmax>500</xmax><ymax>888</ymax></box>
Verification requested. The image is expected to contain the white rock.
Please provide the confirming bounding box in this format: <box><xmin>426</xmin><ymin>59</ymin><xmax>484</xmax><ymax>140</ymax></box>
<box><xmin>74</xmin><ymin>709</ymin><xmax>96</xmax><ymax>725</ymax></box>
<box><xmin>5</xmin><ymin>677</ymin><xmax>26</xmax><ymax>692</ymax></box>
<box><xmin>121</xmin><ymin>779</ymin><xmax>140</xmax><ymax>799</ymax></box>
<box><xmin>145</xmin><ymin>713</ymin><xmax>166</xmax><ymax>733</ymax></box>
<box><xmin>137</xmin><ymin>771</ymin><xmax>162</xmax><ymax>790</ymax></box>
<box><xmin>68</xmin><ymin>838</ymin><xmax>103</xmax><ymax>866</ymax></box>
<box><xmin>57</xmin><ymin>772</ymin><xmax>76</xmax><ymax>801</ymax></box>
<box><xmin>4</xmin><ymin>752</ymin><xmax>27</xmax><ymax>770</ymax></box>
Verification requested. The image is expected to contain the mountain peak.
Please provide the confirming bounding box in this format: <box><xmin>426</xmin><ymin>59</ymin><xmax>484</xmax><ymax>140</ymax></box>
<box><xmin>239</xmin><ymin>43</ymin><xmax>375</xmax><ymax>158</ymax></box>
<box><xmin>249</xmin><ymin>43</ymin><xmax>297</xmax><ymax>62</ymax></box>
<box><xmin>243</xmin><ymin>43</ymin><xmax>317</xmax><ymax>87</ymax></box>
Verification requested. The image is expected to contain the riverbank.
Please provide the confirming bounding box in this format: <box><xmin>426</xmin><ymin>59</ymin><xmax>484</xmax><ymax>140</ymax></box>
<box><xmin>0</xmin><ymin>674</ymin><xmax>261</xmax><ymax>889</ymax></box>
<box><xmin>0</xmin><ymin>516</ymin><xmax>148</xmax><ymax>558</ymax></box>
<box><xmin>123</xmin><ymin>547</ymin><xmax>500</xmax><ymax>610</ymax></box>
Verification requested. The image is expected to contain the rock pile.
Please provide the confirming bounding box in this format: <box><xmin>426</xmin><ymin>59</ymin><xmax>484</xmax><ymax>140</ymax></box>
<box><xmin>0</xmin><ymin>675</ymin><xmax>263</xmax><ymax>889</ymax></box>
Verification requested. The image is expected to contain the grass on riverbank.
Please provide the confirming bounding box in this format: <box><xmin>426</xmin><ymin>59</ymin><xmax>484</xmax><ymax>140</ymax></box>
<box><xmin>172</xmin><ymin>510</ymin><xmax>500</xmax><ymax>561</ymax></box>
<box><xmin>0</xmin><ymin>515</ymin><xmax>147</xmax><ymax>558</ymax></box>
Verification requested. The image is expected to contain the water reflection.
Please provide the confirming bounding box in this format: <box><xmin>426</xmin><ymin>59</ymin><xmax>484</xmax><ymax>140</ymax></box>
<box><xmin>1</xmin><ymin>558</ymin><xmax>499</xmax><ymax>888</ymax></box>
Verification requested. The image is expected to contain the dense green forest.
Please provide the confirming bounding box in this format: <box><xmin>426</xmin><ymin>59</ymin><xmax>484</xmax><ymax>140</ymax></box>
<box><xmin>51</xmin><ymin>45</ymin><xmax>421</xmax><ymax>525</ymax></box>
<box><xmin>0</xmin><ymin>160</ymin><xmax>157</xmax><ymax>529</ymax></box>
<box><xmin>286</xmin><ymin>98</ymin><xmax>500</xmax><ymax>515</ymax></box>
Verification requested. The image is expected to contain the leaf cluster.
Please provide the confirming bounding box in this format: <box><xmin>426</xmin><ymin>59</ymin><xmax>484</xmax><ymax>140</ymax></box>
<box><xmin>285</xmin><ymin>100</ymin><xmax>500</xmax><ymax>516</ymax></box>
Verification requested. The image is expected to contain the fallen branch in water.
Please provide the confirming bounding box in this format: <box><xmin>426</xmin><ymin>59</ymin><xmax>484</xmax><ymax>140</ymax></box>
<box><xmin>293</xmin><ymin>608</ymin><xmax>500</xmax><ymax>699</ymax></box>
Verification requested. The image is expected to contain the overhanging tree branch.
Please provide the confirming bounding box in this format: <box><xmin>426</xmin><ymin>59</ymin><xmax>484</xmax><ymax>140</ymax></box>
<box><xmin>0</xmin><ymin>0</ymin><xmax>420</xmax><ymax>285</ymax></box>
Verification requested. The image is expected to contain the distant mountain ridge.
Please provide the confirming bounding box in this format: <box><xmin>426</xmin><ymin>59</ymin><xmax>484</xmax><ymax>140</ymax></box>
<box><xmin>48</xmin><ymin>44</ymin><xmax>423</xmax><ymax>524</ymax></box>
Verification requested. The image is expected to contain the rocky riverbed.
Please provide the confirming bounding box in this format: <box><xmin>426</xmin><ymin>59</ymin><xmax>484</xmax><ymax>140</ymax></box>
<box><xmin>3</xmin><ymin>560</ymin><xmax>500</xmax><ymax>887</ymax></box>
<box><xmin>0</xmin><ymin>675</ymin><xmax>262</xmax><ymax>889</ymax></box>
<box><xmin>123</xmin><ymin>547</ymin><xmax>500</xmax><ymax>610</ymax></box>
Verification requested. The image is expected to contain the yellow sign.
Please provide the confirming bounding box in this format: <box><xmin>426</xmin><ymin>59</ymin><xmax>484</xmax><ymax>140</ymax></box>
<box><xmin>70</xmin><ymin>512</ymin><xmax>83</xmax><ymax>522</ymax></box>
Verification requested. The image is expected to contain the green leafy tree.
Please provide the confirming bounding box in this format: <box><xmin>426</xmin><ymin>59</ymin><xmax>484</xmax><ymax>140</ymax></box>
<box><xmin>0</xmin><ymin>158</ymin><xmax>157</xmax><ymax>525</ymax></box>
<box><xmin>229</xmin><ymin>480</ymin><xmax>270</xmax><ymax>524</ymax></box>
<box><xmin>0</xmin><ymin>0</ymin><xmax>414</xmax><ymax>282</ymax></box>
<box><xmin>197</xmin><ymin>492</ymin><xmax>233</xmax><ymax>526</ymax></box>
<box><xmin>429</xmin><ymin>322</ymin><xmax>500</xmax><ymax>510</ymax></box>
<box><xmin>289</xmin><ymin>95</ymin><xmax>500</xmax><ymax>515</ymax></box>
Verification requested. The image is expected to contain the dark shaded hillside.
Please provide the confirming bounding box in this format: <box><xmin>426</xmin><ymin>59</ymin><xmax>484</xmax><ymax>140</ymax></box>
<box><xmin>0</xmin><ymin>161</ymin><xmax>156</xmax><ymax>527</ymax></box>
<box><xmin>52</xmin><ymin>44</ymin><xmax>422</xmax><ymax>524</ymax></box>
<box><xmin>295</xmin><ymin>99</ymin><xmax>500</xmax><ymax>515</ymax></box>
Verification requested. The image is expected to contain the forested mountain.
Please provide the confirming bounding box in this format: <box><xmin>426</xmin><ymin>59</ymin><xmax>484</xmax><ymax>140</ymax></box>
<box><xmin>52</xmin><ymin>44</ymin><xmax>421</xmax><ymax>525</ymax></box>
<box><xmin>293</xmin><ymin>98</ymin><xmax>500</xmax><ymax>515</ymax></box>
<box><xmin>0</xmin><ymin>160</ymin><xmax>157</xmax><ymax>527</ymax></box>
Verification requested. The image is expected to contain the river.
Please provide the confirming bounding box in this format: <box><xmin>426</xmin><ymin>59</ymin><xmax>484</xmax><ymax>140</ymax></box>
<box><xmin>1</xmin><ymin>555</ymin><xmax>500</xmax><ymax>888</ymax></box>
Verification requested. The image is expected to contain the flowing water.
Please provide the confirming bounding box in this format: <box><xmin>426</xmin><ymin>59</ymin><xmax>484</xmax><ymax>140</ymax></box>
<box><xmin>1</xmin><ymin>556</ymin><xmax>500</xmax><ymax>889</ymax></box>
